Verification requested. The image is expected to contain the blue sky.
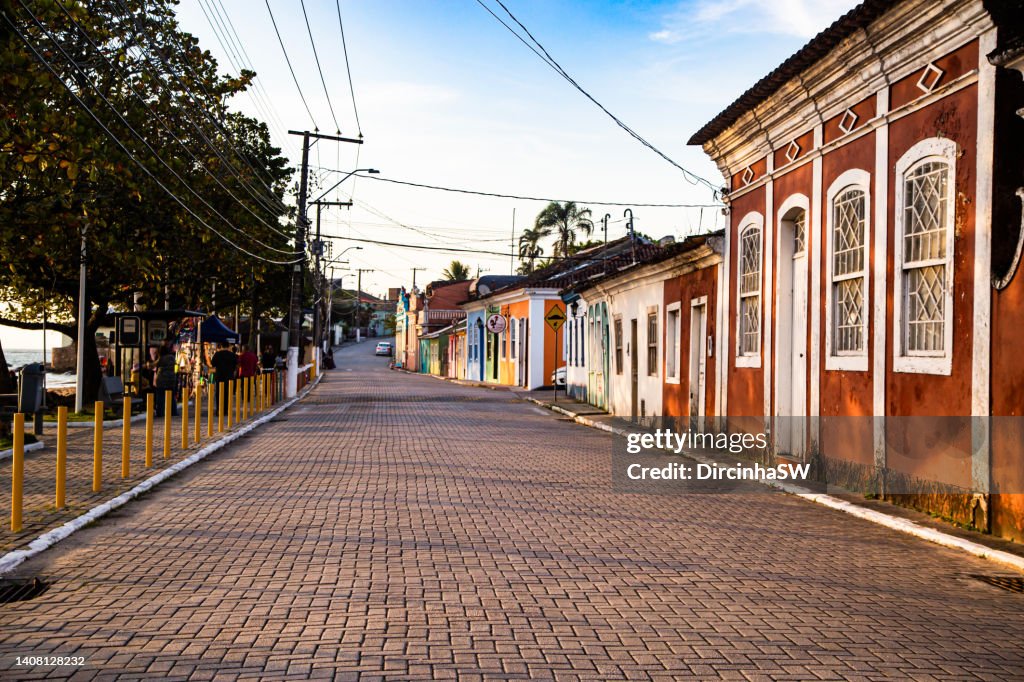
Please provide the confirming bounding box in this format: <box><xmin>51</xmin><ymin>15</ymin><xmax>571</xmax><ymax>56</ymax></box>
<box><xmin>2</xmin><ymin>0</ymin><xmax>858</xmax><ymax>349</ymax></box>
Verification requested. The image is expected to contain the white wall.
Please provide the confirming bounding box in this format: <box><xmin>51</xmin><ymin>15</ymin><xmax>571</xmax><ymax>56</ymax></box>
<box><xmin>605</xmin><ymin>280</ymin><xmax>664</xmax><ymax>419</ymax></box>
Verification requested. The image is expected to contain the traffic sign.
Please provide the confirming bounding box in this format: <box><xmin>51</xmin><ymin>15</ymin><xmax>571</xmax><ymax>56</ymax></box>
<box><xmin>486</xmin><ymin>314</ymin><xmax>507</xmax><ymax>334</ymax></box>
<box><xmin>545</xmin><ymin>305</ymin><xmax>566</xmax><ymax>331</ymax></box>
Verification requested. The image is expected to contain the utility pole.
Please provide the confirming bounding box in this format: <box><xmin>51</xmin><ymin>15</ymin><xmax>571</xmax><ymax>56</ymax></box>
<box><xmin>510</xmin><ymin>207</ymin><xmax>516</xmax><ymax>275</ymax></box>
<box><xmin>74</xmin><ymin>223</ymin><xmax>87</xmax><ymax>413</ymax></box>
<box><xmin>355</xmin><ymin>268</ymin><xmax>374</xmax><ymax>343</ymax></box>
<box><xmin>411</xmin><ymin>267</ymin><xmax>425</xmax><ymax>290</ymax></box>
<box><xmin>310</xmin><ymin>199</ymin><xmax>352</xmax><ymax>360</ymax></box>
<box><xmin>286</xmin><ymin>130</ymin><xmax>362</xmax><ymax>397</ymax></box>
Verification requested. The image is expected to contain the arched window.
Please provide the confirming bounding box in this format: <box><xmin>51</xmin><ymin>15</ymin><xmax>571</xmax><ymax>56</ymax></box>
<box><xmin>825</xmin><ymin>169</ymin><xmax>870</xmax><ymax>371</ymax></box>
<box><xmin>894</xmin><ymin>138</ymin><xmax>956</xmax><ymax>375</ymax></box>
<box><xmin>736</xmin><ymin>216</ymin><xmax>763</xmax><ymax>366</ymax></box>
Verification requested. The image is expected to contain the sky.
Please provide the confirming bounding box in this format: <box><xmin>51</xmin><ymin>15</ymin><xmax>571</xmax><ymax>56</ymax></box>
<box><xmin>2</xmin><ymin>0</ymin><xmax>858</xmax><ymax>351</ymax></box>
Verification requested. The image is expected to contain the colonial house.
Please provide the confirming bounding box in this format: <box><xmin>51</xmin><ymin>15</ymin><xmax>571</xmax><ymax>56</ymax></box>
<box><xmin>687</xmin><ymin>0</ymin><xmax>1024</xmax><ymax>539</ymax></box>
<box><xmin>569</xmin><ymin>234</ymin><xmax>725</xmax><ymax>420</ymax></box>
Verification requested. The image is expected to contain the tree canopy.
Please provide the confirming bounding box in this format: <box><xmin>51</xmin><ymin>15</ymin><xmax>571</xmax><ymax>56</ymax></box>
<box><xmin>442</xmin><ymin>260</ymin><xmax>472</xmax><ymax>281</ymax></box>
<box><xmin>0</xmin><ymin>0</ymin><xmax>295</xmax><ymax>403</ymax></box>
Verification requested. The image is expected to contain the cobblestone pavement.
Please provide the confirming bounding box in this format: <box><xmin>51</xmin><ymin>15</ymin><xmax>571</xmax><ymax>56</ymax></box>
<box><xmin>0</xmin><ymin>342</ymin><xmax>1022</xmax><ymax>680</ymax></box>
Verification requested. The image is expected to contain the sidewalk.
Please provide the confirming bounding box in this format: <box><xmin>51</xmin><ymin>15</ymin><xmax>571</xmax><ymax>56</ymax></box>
<box><xmin>0</xmin><ymin>391</ymin><xmax>276</xmax><ymax>555</ymax></box>
<box><xmin>516</xmin><ymin>387</ymin><xmax>1024</xmax><ymax>572</ymax></box>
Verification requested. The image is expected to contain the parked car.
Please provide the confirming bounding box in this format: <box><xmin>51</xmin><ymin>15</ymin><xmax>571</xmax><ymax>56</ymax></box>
<box><xmin>375</xmin><ymin>342</ymin><xmax>393</xmax><ymax>357</ymax></box>
<box><xmin>551</xmin><ymin>366</ymin><xmax>566</xmax><ymax>387</ymax></box>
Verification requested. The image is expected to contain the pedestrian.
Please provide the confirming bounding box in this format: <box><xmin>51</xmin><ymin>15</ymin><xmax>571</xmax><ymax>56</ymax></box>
<box><xmin>237</xmin><ymin>344</ymin><xmax>259</xmax><ymax>379</ymax></box>
<box><xmin>260</xmin><ymin>344</ymin><xmax>278</xmax><ymax>373</ymax></box>
<box><xmin>211</xmin><ymin>342</ymin><xmax>238</xmax><ymax>384</ymax></box>
<box><xmin>153</xmin><ymin>344</ymin><xmax>178</xmax><ymax>417</ymax></box>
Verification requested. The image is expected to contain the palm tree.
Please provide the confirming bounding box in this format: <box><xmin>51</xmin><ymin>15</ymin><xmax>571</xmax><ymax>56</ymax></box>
<box><xmin>517</xmin><ymin>227</ymin><xmax>546</xmax><ymax>274</ymax></box>
<box><xmin>534</xmin><ymin>201</ymin><xmax>594</xmax><ymax>258</ymax></box>
<box><xmin>442</xmin><ymin>260</ymin><xmax>472</xmax><ymax>281</ymax></box>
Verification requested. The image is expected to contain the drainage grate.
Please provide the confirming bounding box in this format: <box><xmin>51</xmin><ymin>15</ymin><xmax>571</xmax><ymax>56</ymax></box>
<box><xmin>0</xmin><ymin>578</ymin><xmax>49</xmax><ymax>604</ymax></box>
<box><xmin>971</xmin><ymin>575</ymin><xmax>1024</xmax><ymax>594</ymax></box>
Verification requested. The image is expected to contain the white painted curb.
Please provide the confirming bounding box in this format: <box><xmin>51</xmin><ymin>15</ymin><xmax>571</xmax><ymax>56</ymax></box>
<box><xmin>0</xmin><ymin>441</ymin><xmax>45</xmax><ymax>460</ymax></box>
<box><xmin>0</xmin><ymin>375</ymin><xmax>322</xmax><ymax>576</ymax></box>
<box><xmin>524</xmin><ymin>397</ymin><xmax>1024</xmax><ymax>575</ymax></box>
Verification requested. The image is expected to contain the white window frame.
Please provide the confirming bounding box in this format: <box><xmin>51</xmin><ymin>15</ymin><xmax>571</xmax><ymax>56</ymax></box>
<box><xmin>510</xmin><ymin>316</ymin><xmax>517</xmax><ymax>360</ymax></box>
<box><xmin>646</xmin><ymin>309</ymin><xmax>659</xmax><ymax>377</ymax></box>
<box><xmin>825</xmin><ymin>169</ymin><xmax>871</xmax><ymax>372</ymax></box>
<box><xmin>893</xmin><ymin>137</ymin><xmax>956</xmax><ymax>375</ymax></box>
<box><xmin>665</xmin><ymin>301</ymin><xmax>681</xmax><ymax>384</ymax></box>
<box><xmin>736</xmin><ymin>212</ymin><xmax>764</xmax><ymax>368</ymax></box>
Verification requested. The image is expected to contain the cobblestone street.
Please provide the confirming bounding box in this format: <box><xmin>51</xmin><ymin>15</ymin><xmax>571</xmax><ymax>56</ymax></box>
<box><xmin>0</xmin><ymin>341</ymin><xmax>1022</xmax><ymax>680</ymax></box>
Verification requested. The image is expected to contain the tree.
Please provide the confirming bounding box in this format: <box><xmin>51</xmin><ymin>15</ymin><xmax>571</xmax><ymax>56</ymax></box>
<box><xmin>442</xmin><ymin>260</ymin><xmax>471</xmax><ymax>281</ymax></box>
<box><xmin>0</xmin><ymin>0</ymin><xmax>293</xmax><ymax>408</ymax></box>
<box><xmin>517</xmin><ymin>227</ymin><xmax>546</xmax><ymax>274</ymax></box>
<box><xmin>533</xmin><ymin>201</ymin><xmax>594</xmax><ymax>258</ymax></box>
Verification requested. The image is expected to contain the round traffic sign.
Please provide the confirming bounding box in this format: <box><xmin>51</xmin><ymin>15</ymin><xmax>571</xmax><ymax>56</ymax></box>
<box><xmin>486</xmin><ymin>314</ymin><xmax>507</xmax><ymax>334</ymax></box>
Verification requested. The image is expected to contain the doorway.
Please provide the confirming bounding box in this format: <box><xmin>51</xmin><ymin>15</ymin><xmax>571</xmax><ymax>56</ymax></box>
<box><xmin>630</xmin><ymin>319</ymin><xmax>638</xmax><ymax>419</ymax></box>
<box><xmin>777</xmin><ymin>207</ymin><xmax>808</xmax><ymax>457</ymax></box>
<box><xmin>689</xmin><ymin>297</ymin><xmax>708</xmax><ymax>431</ymax></box>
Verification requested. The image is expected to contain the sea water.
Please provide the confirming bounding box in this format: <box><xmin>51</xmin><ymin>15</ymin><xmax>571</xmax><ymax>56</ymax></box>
<box><xmin>3</xmin><ymin>349</ymin><xmax>77</xmax><ymax>388</ymax></box>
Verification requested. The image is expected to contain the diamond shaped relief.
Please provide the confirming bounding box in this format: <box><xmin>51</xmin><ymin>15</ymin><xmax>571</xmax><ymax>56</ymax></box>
<box><xmin>741</xmin><ymin>166</ymin><xmax>755</xmax><ymax>185</ymax></box>
<box><xmin>784</xmin><ymin>140</ymin><xmax>801</xmax><ymax>163</ymax></box>
<box><xmin>838</xmin><ymin>108</ymin><xmax>858</xmax><ymax>134</ymax></box>
<box><xmin>916</xmin><ymin>63</ymin><xmax>944</xmax><ymax>94</ymax></box>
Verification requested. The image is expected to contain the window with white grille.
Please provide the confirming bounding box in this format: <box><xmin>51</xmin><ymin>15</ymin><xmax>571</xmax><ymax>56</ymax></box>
<box><xmin>832</xmin><ymin>188</ymin><xmax>866</xmax><ymax>355</ymax></box>
<box><xmin>793</xmin><ymin>210</ymin><xmax>806</xmax><ymax>256</ymax></box>
<box><xmin>894</xmin><ymin>138</ymin><xmax>956</xmax><ymax>375</ymax></box>
<box><xmin>737</xmin><ymin>223</ymin><xmax>762</xmax><ymax>362</ymax></box>
<box><xmin>647</xmin><ymin>313</ymin><xmax>658</xmax><ymax>376</ymax></box>
<box><xmin>510</xmin><ymin>318</ymin><xmax>517</xmax><ymax>359</ymax></box>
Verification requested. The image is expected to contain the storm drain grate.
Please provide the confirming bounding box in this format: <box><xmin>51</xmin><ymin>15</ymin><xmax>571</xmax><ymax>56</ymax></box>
<box><xmin>971</xmin><ymin>575</ymin><xmax>1024</xmax><ymax>594</ymax></box>
<box><xmin>0</xmin><ymin>578</ymin><xmax>50</xmax><ymax>604</ymax></box>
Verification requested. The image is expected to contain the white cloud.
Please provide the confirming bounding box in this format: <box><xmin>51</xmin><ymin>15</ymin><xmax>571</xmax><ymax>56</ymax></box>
<box><xmin>650</xmin><ymin>0</ymin><xmax>859</xmax><ymax>43</ymax></box>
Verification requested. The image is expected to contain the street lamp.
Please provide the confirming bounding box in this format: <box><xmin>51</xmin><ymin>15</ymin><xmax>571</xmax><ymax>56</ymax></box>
<box><xmin>311</xmin><ymin>168</ymin><xmax>379</xmax><ymax>204</ymax></box>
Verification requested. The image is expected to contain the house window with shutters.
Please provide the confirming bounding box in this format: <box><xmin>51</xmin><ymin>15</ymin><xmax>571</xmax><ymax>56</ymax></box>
<box><xmin>825</xmin><ymin>169</ymin><xmax>870</xmax><ymax>372</ymax></box>
<box><xmin>614</xmin><ymin>317</ymin><xmax>623</xmax><ymax>374</ymax></box>
<box><xmin>894</xmin><ymin>138</ymin><xmax>956</xmax><ymax>375</ymax></box>
<box><xmin>736</xmin><ymin>217</ymin><xmax>763</xmax><ymax>367</ymax></box>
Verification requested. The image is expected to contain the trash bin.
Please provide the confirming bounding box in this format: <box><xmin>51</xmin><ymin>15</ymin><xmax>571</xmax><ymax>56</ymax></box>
<box><xmin>18</xmin><ymin>363</ymin><xmax>45</xmax><ymax>414</ymax></box>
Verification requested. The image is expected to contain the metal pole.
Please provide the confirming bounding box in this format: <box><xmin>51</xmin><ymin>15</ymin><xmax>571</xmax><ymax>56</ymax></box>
<box><xmin>624</xmin><ymin>208</ymin><xmax>636</xmax><ymax>264</ymax></box>
<box><xmin>510</xmin><ymin>207</ymin><xmax>516</xmax><ymax>275</ymax></box>
<box><xmin>286</xmin><ymin>132</ymin><xmax>310</xmax><ymax>398</ymax></box>
<box><xmin>602</xmin><ymin>213</ymin><xmax>610</xmax><ymax>245</ymax></box>
<box><xmin>74</xmin><ymin>224</ymin><xmax>87</xmax><ymax>413</ymax></box>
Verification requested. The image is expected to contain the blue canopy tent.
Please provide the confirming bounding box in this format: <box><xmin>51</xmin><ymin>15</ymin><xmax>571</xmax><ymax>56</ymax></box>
<box><xmin>197</xmin><ymin>315</ymin><xmax>240</xmax><ymax>345</ymax></box>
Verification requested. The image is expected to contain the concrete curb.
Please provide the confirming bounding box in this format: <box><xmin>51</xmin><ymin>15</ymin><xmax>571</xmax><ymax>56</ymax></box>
<box><xmin>523</xmin><ymin>397</ymin><xmax>1024</xmax><ymax>575</ymax></box>
<box><xmin>0</xmin><ymin>374</ymin><xmax>323</xmax><ymax>576</ymax></box>
<box><xmin>0</xmin><ymin>441</ymin><xmax>46</xmax><ymax>460</ymax></box>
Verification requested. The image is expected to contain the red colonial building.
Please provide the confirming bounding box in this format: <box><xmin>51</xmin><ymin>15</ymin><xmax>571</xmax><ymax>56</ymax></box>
<box><xmin>689</xmin><ymin>0</ymin><xmax>1024</xmax><ymax>540</ymax></box>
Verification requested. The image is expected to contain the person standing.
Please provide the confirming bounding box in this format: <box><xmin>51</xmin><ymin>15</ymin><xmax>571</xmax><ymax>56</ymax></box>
<box><xmin>211</xmin><ymin>343</ymin><xmax>238</xmax><ymax>384</ymax></box>
<box><xmin>237</xmin><ymin>344</ymin><xmax>259</xmax><ymax>379</ymax></box>
<box><xmin>260</xmin><ymin>344</ymin><xmax>278</xmax><ymax>373</ymax></box>
<box><xmin>153</xmin><ymin>344</ymin><xmax>178</xmax><ymax>417</ymax></box>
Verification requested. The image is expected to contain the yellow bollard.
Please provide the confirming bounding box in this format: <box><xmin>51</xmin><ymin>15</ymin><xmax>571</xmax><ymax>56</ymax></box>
<box><xmin>194</xmin><ymin>385</ymin><xmax>202</xmax><ymax>444</ymax></box>
<box><xmin>56</xmin><ymin>406</ymin><xmax>67</xmax><ymax>509</ymax></box>
<box><xmin>145</xmin><ymin>393</ymin><xmax>154</xmax><ymax>468</ymax></box>
<box><xmin>163</xmin><ymin>390</ymin><xmax>172</xmax><ymax>459</ymax></box>
<box><xmin>207</xmin><ymin>383</ymin><xmax>213</xmax><ymax>437</ymax></box>
<box><xmin>234</xmin><ymin>379</ymin><xmax>241</xmax><ymax>425</ymax></box>
<box><xmin>11</xmin><ymin>413</ymin><xmax>24</xmax><ymax>532</ymax></box>
<box><xmin>121</xmin><ymin>396</ymin><xmax>131</xmax><ymax>479</ymax></box>
<box><xmin>243</xmin><ymin>377</ymin><xmax>249</xmax><ymax>420</ymax></box>
<box><xmin>218</xmin><ymin>382</ymin><xmax>225</xmax><ymax>433</ymax></box>
<box><xmin>226</xmin><ymin>380</ymin><xmax>233</xmax><ymax>428</ymax></box>
<box><xmin>93</xmin><ymin>401</ymin><xmax>104</xmax><ymax>492</ymax></box>
<box><xmin>181</xmin><ymin>386</ymin><xmax>190</xmax><ymax>450</ymax></box>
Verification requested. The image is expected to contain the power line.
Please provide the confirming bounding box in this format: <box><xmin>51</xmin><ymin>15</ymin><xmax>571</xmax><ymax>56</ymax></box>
<box><xmin>52</xmin><ymin>0</ymin><xmax>297</xmax><ymax>246</ymax></box>
<box><xmin>3</xmin><ymin>6</ymin><xmax>301</xmax><ymax>265</ymax></box>
<box><xmin>300</xmin><ymin>0</ymin><xmax>343</xmax><ymax>133</ymax></box>
<box><xmin>475</xmin><ymin>0</ymin><xmax>720</xmax><ymax>196</ymax></box>
<box><xmin>265</xmin><ymin>0</ymin><xmax>319</xmax><ymax>130</ymax></box>
<box><xmin>348</xmin><ymin>172</ymin><xmax>723</xmax><ymax>208</ymax></box>
<box><xmin>335</xmin><ymin>0</ymin><xmax>363</xmax><ymax>137</ymax></box>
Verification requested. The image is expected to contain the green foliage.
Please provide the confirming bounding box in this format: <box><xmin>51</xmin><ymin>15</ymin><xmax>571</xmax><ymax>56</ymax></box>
<box><xmin>0</xmin><ymin>0</ymin><xmax>294</xmax><ymax>401</ymax></box>
<box><xmin>441</xmin><ymin>260</ymin><xmax>472</xmax><ymax>281</ymax></box>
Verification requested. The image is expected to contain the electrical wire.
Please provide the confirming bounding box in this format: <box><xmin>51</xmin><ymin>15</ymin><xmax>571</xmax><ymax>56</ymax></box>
<box><xmin>50</xmin><ymin>0</ymin><xmax>297</xmax><ymax>246</ymax></box>
<box><xmin>345</xmin><ymin>171</ymin><xmax>722</xmax><ymax>208</ymax></box>
<box><xmin>2</xmin><ymin>7</ymin><xmax>301</xmax><ymax>265</ymax></box>
<box><xmin>265</xmin><ymin>0</ymin><xmax>319</xmax><ymax>130</ymax></box>
<box><xmin>475</xmin><ymin>0</ymin><xmax>721</xmax><ymax>196</ymax></box>
<box><xmin>300</xmin><ymin>0</ymin><xmax>343</xmax><ymax>133</ymax></box>
<box><xmin>335</xmin><ymin>0</ymin><xmax>363</xmax><ymax>137</ymax></box>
